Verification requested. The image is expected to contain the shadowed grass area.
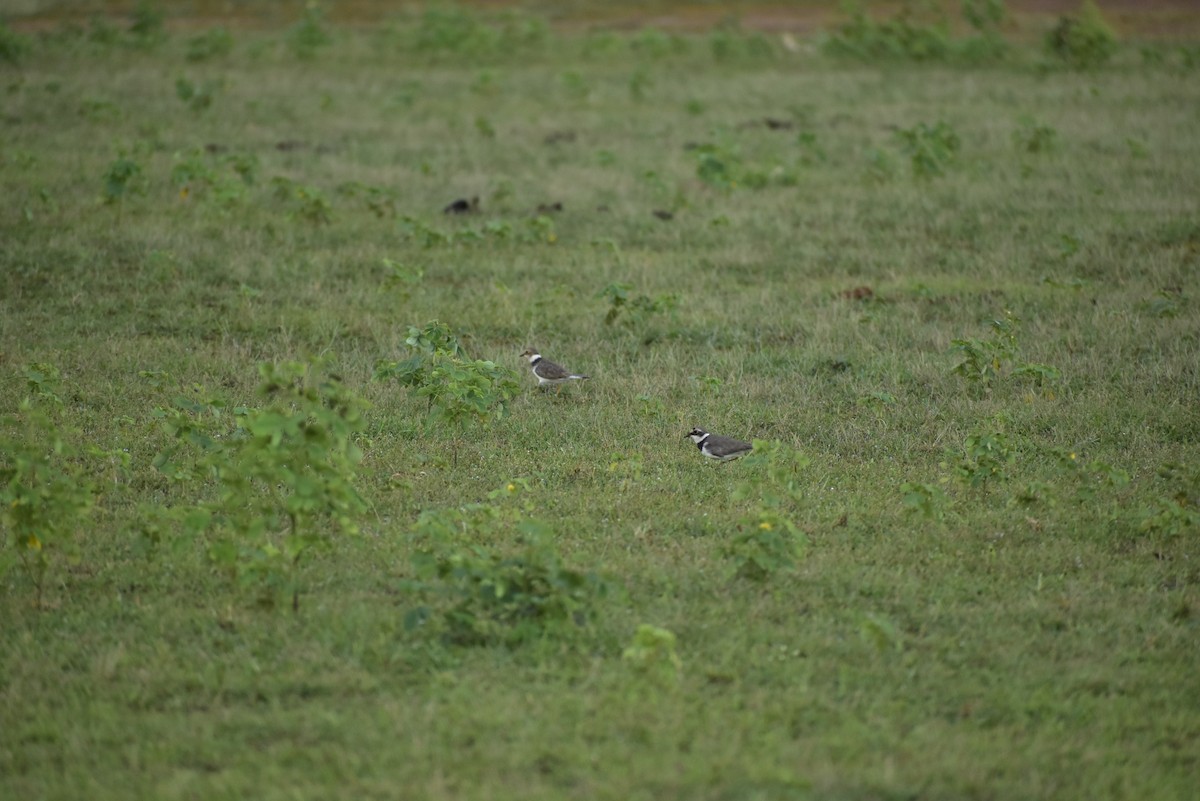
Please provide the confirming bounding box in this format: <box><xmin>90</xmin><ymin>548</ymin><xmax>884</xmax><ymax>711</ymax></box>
<box><xmin>2</xmin><ymin>7</ymin><xmax>1199</xmax><ymax>800</ymax></box>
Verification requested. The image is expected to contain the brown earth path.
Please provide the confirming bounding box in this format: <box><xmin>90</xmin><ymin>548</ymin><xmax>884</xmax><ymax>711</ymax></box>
<box><xmin>7</xmin><ymin>1</ymin><xmax>1200</xmax><ymax>41</ymax></box>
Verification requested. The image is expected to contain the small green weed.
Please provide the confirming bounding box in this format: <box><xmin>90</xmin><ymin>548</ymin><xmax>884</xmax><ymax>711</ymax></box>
<box><xmin>0</xmin><ymin>366</ymin><xmax>94</xmax><ymax>607</ymax></box>
<box><xmin>623</xmin><ymin>624</ymin><xmax>682</xmax><ymax>686</ymax></box>
<box><xmin>0</xmin><ymin>19</ymin><xmax>30</xmax><ymax>65</ymax></box>
<box><xmin>156</xmin><ymin>359</ymin><xmax>368</xmax><ymax>611</ymax></box>
<box><xmin>374</xmin><ymin>321</ymin><xmax>518</xmax><ymax>464</ymax></box>
<box><xmin>725</xmin><ymin>440</ymin><xmax>810</xmax><ymax>581</ymax></box>
<box><xmin>405</xmin><ymin>491</ymin><xmax>613</xmax><ymax>646</ymax></box>
<box><xmin>824</xmin><ymin>1</ymin><xmax>951</xmax><ymax>62</ymax></box>
<box><xmin>185</xmin><ymin>26</ymin><xmax>234</xmax><ymax>62</ymax></box>
<box><xmin>1045</xmin><ymin>0</ymin><xmax>1117</xmax><ymax>68</ymax></box>
<box><xmin>271</xmin><ymin>177</ymin><xmax>333</xmax><ymax>225</ymax></box>
<box><xmin>288</xmin><ymin>1</ymin><xmax>333</xmax><ymax>59</ymax></box>
<box><xmin>894</xmin><ymin>121</ymin><xmax>960</xmax><ymax>179</ymax></box>
<box><xmin>901</xmin><ymin>481</ymin><xmax>950</xmax><ymax>520</ymax></box>
<box><xmin>101</xmin><ymin>155</ymin><xmax>144</xmax><ymax>220</ymax></box>
<box><xmin>950</xmin><ymin>310</ymin><xmax>1025</xmax><ymax>385</ymax></box>
<box><xmin>1139</xmin><ymin>462</ymin><xmax>1200</xmax><ymax>537</ymax></box>
<box><xmin>344</xmin><ymin>183</ymin><xmax>398</xmax><ymax>218</ymax></box>
<box><xmin>599</xmin><ymin>282</ymin><xmax>679</xmax><ymax>328</ymax></box>
<box><xmin>379</xmin><ymin>258</ymin><xmax>425</xmax><ymax>299</ymax></box>
<box><xmin>128</xmin><ymin>1</ymin><xmax>165</xmax><ymax>48</ymax></box>
<box><xmin>1013</xmin><ymin>116</ymin><xmax>1059</xmax><ymax>154</ymax></box>
<box><xmin>171</xmin><ymin>149</ymin><xmax>255</xmax><ymax>208</ymax></box>
<box><xmin>953</xmin><ymin>428</ymin><xmax>1016</xmax><ymax>488</ymax></box>
<box><xmin>175</xmin><ymin>76</ymin><xmax>222</xmax><ymax>112</ymax></box>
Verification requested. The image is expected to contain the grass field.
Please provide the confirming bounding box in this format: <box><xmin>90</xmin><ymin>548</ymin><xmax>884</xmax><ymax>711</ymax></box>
<box><xmin>2</xmin><ymin>4</ymin><xmax>1199</xmax><ymax>800</ymax></box>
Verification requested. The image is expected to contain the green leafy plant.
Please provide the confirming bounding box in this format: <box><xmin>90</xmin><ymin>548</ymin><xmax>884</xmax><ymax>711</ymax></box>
<box><xmin>952</xmin><ymin>428</ymin><xmax>1015</xmax><ymax>488</ymax></box>
<box><xmin>171</xmin><ymin>149</ymin><xmax>255</xmax><ymax>208</ymax></box>
<box><xmin>271</xmin><ymin>177</ymin><xmax>333</xmax><ymax>225</ymax></box>
<box><xmin>175</xmin><ymin>76</ymin><xmax>222</xmax><ymax>112</ymax></box>
<box><xmin>0</xmin><ymin>19</ymin><xmax>30</xmax><ymax>66</ymax></box>
<box><xmin>691</xmin><ymin>140</ymin><xmax>796</xmax><ymax>190</ymax></box>
<box><xmin>405</xmin><ymin>494</ymin><xmax>613</xmax><ymax>646</ymax></box>
<box><xmin>525</xmin><ymin>214</ymin><xmax>557</xmax><ymax>244</ymax></box>
<box><xmin>796</xmin><ymin>131</ymin><xmax>828</xmax><ymax>166</ymax></box>
<box><xmin>1044</xmin><ymin>447</ymin><xmax>1129</xmax><ymax>507</ymax></box>
<box><xmin>950</xmin><ymin>310</ymin><xmax>1021</xmax><ymax>384</ymax></box>
<box><xmin>708</xmin><ymin>20</ymin><xmax>775</xmax><ymax>62</ymax></box>
<box><xmin>474</xmin><ymin>115</ymin><xmax>497</xmax><ymax>139</ymax></box>
<box><xmin>723</xmin><ymin>509</ymin><xmax>806</xmax><ymax>582</ymax></box>
<box><xmin>623</xmin><ymin>624</ymin><xmax>682</xmax><ymax>686</ymax></box>
<box><xmin>560</xmin><ymin>70</ymin><xmax>590</xmax><ymax>101</ymax></box>
<box><xmin>362</xmin><ymin>184</ymin><xmax>398</xmax><ymax>218</ymax></box>
<box><xmin>288</xmin><ymin>1</ymin><xmax>333</xmax><ymax>59</ymax></box>
<box><xmin>895</xmin><ymin>121</ymin><xmax>960</xmax><ymax>179</ymax></box>
<box><xmin>1013</xmin><ymin>116</ymin><xmax>1059</xmax><ymax>154</ymax></box>
<box><xmin>101</xmin><ymin>155</ymin><xmax>144</xmax><ymax>221</ymax></box>
<box><xmin>824</xmin><ymin>1</ymin><xmax>952</xmax><ymax>62</ymax></box>
<box><xmin>901</xmin><ymin>481</ymin><xmax>950</xmax><ymax>520</ymax></box>
<box><xmin>864</xmin><ymin>147</ymin><xmax>897</xmax><ymax>183</ymax></box>
<box><xmin>599</xmin><ymin>282</ymin><xmax>679</xmax><ymax>328</ymax></box>
<box><xmin>629</xmin><ymin>27</ymin><xmax>688</xmax><ymax>60</ymax></box>
<box><xmin>185</xmin><ymin>26</ymin><xmax>233</xmax><ymax>62</ymax></box>
<box><xmin>380</xmin><ymin>258</ymin><xmax>425</xmax><ymax>300</ymax></box>
<box><xmin>608</xmin><ymin>452</ymin><xmax>644</xmax><ymax>490</ymax></box>
<box><xmin>825</xmin><ymin>0</ymin><xmax>1009</xmax><ymax>63</ymax></box>
<box><xmin>959</xmin><ymin>0</ymin><xmax>1010</xmax><ymax>62</ymax></box>
<box><xmin>1</xmin><ymin>366</ymin><xmax>94</xmax><ymax>607</ymax></box>
<box><xmin>695</xmin><ymin>142</ymin><xmax>739</xmax><ymax>189</ymax></box>
<box><xmin>407</xmin><ymin>5</ymin><xmax>549</xmax><ymax>60</ymax></box>
<box><xmin>374</xmin><ymin>321</ymin><xmax>518</xmax><ymax>465</ymax></box>
<box><xmin>156</xmin><ymin>359</ymin><xmax>368</xmax><ymax>611</ymax></box>
<box><xmin>599</xmin><ymin>282</ymin><xmax>632</xmax><ymax>324</ymax></box>
<box><xmin>1139</xmin><ymin>462</ymin><xmax>1200</xmax><ymax>537</ymax></box>
<box><xmin>629</xmin><ymin>67</ymin><xmax>652</xmax><ymax>101</ymax></box>
<box><xmin>397</xmin><ymin>215</ymin><xmax>451</xmax><ymax>247</ymax></box>
<box><xmin>1012</xmin><ymin>362</ymin><xmax>1061</xmax><ymax>387</ymax></box>
<box><xmin>724</xmin><ymin>440</ymin><xmax>810</xmax><ymax>581</ymax></box>
<box><xmin>128</xmin><ymin>1</ymin><xmax>165</xmax><ymax>48</ymax></box>
<box><xmin>1045</xmin><ymin>0</ymin><xmax>1117</xmax><ymax>68</ymax></box>
<box><xmin>860</xmin><ymin>613</ymin><xmax>903</xmax><ymax>654</ymax></box>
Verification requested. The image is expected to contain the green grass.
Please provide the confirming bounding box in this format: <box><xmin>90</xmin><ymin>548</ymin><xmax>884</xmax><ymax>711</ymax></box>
<box><xmin>3</xmin><ymin>10</ymin><xmax>1200</xmax><ymax>800</ymax></box>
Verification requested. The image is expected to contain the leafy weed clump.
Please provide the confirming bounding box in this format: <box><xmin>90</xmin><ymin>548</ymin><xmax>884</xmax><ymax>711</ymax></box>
<box><xmin>0</xmin><ymin>19</ymin><xmax>30</xmax><ymax>65</ymax></box>
<box><xmin>374</xmin><ymin>321</ymin><xmax>519</xmax><ymax>464</ymax></box>
<box><xmin>405</xmin><ymin>6</ymin><xmax>548</xmax><ymax>63</ymax></box>
<box><xmin>725</xmin><ymin>440</ymin><xmax>810</xmax><ymax>581</ymax></box>
<box><xmin>894</xmin><ymin>121</ymin><xmax>961</xmax><ymax>179</ymax></box>
<box><xmin>404</xmin><ymin>484</ymin><xmax>615</xmax><ymax>646</ymax></box>
<box><xmin>288</xmin><ymin>1</ymin><xmax>333</xmax><ymax>60</ymax></box>
<box><xmin>1045</xmin><ymin>0</ymin><xmax>1118</xmax><ymax>68</ymax></box>
<box><xmin>1139</xmin><ymin>462</ymin><xmax>1200</xmax><ymax>538</ymax></box>
<box><xmin>153</xmin><ymin>359</ymin><xmax>369</xmax><ymax>611</ymax></box>
<box><xmin>0</xmin><ymin>365</ymin><xmax>95</xmax><ymax>607</ymax></box>
<box><xmin>824</xmin><ymin>1</ymin><xmax>951</xmax><ymax>62</ymax></box>
<box><xmin>185</xmin><ymin>26</ymin><xmax>234</xmax><ymax>62</ymax></box>
<box><xmin>825</xmin><ymin>0</ymin><xmax>1012</xmax><ymax>63</ymax></box>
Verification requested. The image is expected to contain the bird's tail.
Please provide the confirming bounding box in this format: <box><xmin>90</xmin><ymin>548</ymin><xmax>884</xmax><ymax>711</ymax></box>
<box><xmin>571</xmin><ymin>374</ymin><xmax>589</xmax><ymax>381</ymax></box>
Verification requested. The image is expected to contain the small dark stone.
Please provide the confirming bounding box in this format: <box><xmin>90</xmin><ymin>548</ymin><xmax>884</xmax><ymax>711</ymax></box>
<box><xmin>652</xmin><ymin>209</ymin><xmax>674</xmax><ymax>221</ymax></box>
<box><xmin>443</xmin><ymin>196</ymin><xmax>480</xmax><ymax>215</ymax></box>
